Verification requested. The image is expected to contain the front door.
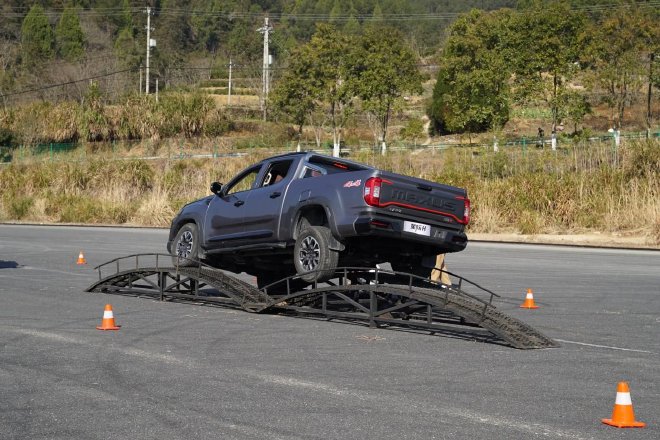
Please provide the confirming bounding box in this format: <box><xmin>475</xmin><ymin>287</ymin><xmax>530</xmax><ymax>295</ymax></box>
<box><xmin>203</xmin><ymin>164</ymin><xmax>261</xmax><ymax>251</ymax></box>
<box><xmin>240</xmin><ymin>159</ymin><xmax>295</xmax><ymax>244</ymax></box>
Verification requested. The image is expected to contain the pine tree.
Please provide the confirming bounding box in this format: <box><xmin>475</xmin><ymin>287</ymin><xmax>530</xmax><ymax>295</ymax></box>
<box><xmin>56</xmin><ymin>5</ymin><xmax>86</xmax><ymax>62</ymax></box>
<box><xmin>20</xmin><ymin>5</ymin><xmax>55</xmax><ymax>68</ymax></box>
<box><xmin>114</xmin><ymin>27</ymin><xmax>142</xmax><ymax>70</ymax></box>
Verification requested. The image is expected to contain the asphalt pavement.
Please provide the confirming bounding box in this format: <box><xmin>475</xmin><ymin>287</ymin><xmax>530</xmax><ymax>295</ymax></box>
<box><xmin>1</xmin><ymin>224</ymin><xmax>658</xmax><ymax>439</ymax></box>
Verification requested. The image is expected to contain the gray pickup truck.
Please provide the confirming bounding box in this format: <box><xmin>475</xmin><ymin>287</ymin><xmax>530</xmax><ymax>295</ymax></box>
<box><xmin>167</xmin><ymin>152</ymin><xmax>470</xmax><ymax>286</ymax></box>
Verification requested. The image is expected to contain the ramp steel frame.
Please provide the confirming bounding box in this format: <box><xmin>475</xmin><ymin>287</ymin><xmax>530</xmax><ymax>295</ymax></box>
<box><xmin>87</xmin><ymin>254</ymin><xmax>558</xmax><ymax>350</ymax></box>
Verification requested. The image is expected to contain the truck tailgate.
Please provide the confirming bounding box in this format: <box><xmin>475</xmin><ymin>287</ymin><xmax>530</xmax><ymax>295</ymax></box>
<box><xmin>371</xmin><ymin>172</ymin><xmax>468</xmax><ymax>228</ymax></box>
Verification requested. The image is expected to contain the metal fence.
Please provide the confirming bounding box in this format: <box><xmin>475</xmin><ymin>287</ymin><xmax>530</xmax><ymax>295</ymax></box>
<box><xmin>0</xmin><ymin>129</ymin><xmax>658</xmax><ymax>165</ymax></box>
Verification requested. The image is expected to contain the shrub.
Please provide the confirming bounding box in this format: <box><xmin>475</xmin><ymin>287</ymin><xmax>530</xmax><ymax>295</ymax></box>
<box><xmin>160</xmin><ymin>92</ymin><xmax>215</xmax><ymax>138</ymax></box>
<box><xmin>0</xmin><ymin>126</ymin><xmax>15</xmax><ymax>146</ymax></box>
<box><xmin>517</xmin><ymin>210</ymin><xmax>545</xmax><ymax>234</ymax></box>
<box><xmin>8</xmin><ymin>196</ymin><xmax>34</xmax><ymax>219</ymax></box>
<box><xmin>54</xmin><ymin>194</ymin><xmax>101</xmax><ymax>223</ymax></box>
<box><xmin>204</xmin><ymin>108</ymin><xmax>234</xmax><ymax>136</ymax></box>
<box><xmin>621</xmin><ymin>140</ymin><xmax>660</xmax><ymax>178</ymax></box>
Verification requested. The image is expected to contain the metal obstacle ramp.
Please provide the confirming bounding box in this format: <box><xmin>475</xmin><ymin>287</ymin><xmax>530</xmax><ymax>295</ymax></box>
<box><xmin>86</xmin><ymin>254</ymin><xmax>558</xmax><ymax>350</ymax></box>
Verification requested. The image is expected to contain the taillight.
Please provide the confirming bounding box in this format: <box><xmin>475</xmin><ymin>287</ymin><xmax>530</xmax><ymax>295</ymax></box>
<box><xmin>364</xmin><ymin>177</ymin><xmax>382</xmax><ymax>206</ymax></box>
<box><xmin>456</xmin><ymin>195</ymin><xmax>470</xmax><ymax>225</ymax></box>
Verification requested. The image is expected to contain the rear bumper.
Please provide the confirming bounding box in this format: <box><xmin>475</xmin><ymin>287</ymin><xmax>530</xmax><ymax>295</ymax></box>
<box><xmin>352</xmin><ymin>216</ymin><xmax>468</xmax><ymax>253</ymax></box>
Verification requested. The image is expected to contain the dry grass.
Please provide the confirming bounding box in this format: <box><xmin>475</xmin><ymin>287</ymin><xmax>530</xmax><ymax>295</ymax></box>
<box><xmin>603</xmin><ymin>178</ymin><xmax>660</xmax><ymax>240</ymax></box>
<box><xmin>1</xmin><ymin>139</ymin><xmax>658</xmax><ymax>245</ymax></box>
<box><xmin>130</xmin><ymin>183</ymin><xmax>176</xmax><ymax>226</ymax></box>
<box><xmin>210</xmin><ymin>94</ymin><xmax>261</xmax><ymax>107</ymax></box>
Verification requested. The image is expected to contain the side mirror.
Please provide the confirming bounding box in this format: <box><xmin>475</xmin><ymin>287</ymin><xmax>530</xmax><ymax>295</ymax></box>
<box><xmin>210</xmin><ymin>181</ymin><xmax>223</xmax><ymax>196</ymax></box>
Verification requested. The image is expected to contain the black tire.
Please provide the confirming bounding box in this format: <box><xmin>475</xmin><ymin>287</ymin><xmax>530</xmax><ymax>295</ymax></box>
<box><xmin>171</xmin><ymin>223</ymin><xmax>200</xmax><ymax>267</ymax></box>
<box><xmin>293</xmin><ymin>226</ymin><xmax>339</xmax><ymax>283</ymax></box>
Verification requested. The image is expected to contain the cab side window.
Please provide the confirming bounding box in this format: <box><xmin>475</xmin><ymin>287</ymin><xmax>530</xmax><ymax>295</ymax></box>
<box><xmin>261</xmin><ymin>160</ymin><xmax>294</xmax><ymax>186</ymax></box>
<box><xmin>302</xmin><ymin>167</ymin><xmax>323</xmax><ymax>178</ymax></box>
<box><xmin>225</xmin><ymin>166</ymin><xmax>261</xmax><ymax>195</ymax></box>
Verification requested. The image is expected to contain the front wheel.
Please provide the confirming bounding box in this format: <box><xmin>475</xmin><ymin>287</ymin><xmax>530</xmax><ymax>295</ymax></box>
<box><xmin>293</xmin><ymin>226</ymin><xmax>339</xmax><ymax>283</ymax></box>
<box><xmin>171</xmin><ymin>223</ymin><xmax>200</xmax><ymax>267</ymax></box>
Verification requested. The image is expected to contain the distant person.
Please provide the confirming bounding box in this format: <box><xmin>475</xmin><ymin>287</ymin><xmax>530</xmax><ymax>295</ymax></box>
<box><xmin>430</xmin><ymin>254</ymin><xmax>451</xmax><ymax>286</ymax></box>
<box><xmin>537</xmin><ymin>127</ymin><xmax>545</xmax><ymax>148</ymax></box>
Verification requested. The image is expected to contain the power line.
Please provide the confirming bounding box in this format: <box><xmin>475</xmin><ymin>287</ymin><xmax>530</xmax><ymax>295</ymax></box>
<box><xmin>2</xmin><ymin>68</ymin><xmax>135</xmax><ymax>98</ymax></box>
<box><xmin>3</xmin><ymin>2</ymin><xmax>658</xmax><ymax>21</ymax></box>
<box><xmin>22</xmin><ymin>51</ymin><xmax>118</xmax><ymax>70</ymax></box>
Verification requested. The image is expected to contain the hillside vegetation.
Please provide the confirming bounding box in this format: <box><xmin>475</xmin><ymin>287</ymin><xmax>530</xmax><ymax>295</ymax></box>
<box><xmin>0</xmin><ymin>1</ymin><xmax>658</xmax><ymax>245</ymax></box>
<box><xmin>1</xmin><ymin>139</ymin><xmax>658</xmax><ymax>246</ymax></box>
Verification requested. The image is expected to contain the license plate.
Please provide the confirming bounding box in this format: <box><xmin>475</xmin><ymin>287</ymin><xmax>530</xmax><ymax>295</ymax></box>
<box><xmin>403</xmin><ymin>221</ymin><xmax>431</xmax><ymax>236</ymax></box>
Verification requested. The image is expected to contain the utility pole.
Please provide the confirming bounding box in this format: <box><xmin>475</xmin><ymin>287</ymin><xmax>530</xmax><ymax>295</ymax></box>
<box><xmin>228</xmin><ymin>58</ymin><xmax>233</xmax><ymax>106</ymax></box>
<box><xmin>647</xmin><ymin>52</ymin><xmax>655</xmax><ymax>138</ymax></box>
<box><xmin>145</xmin><ymin>7</ymin><xmax>153</xmax><ymax>94</ymax></box>
<box><xmin>257</xmin><ymin>17</ymin><xmax>272</xmax><ymax>120</ymax></box>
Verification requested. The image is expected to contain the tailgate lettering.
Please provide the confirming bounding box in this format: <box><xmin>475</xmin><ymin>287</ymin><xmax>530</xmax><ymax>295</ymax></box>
<box><xmin>391</xmin><ymin>190</ymin><xmax>456</xmax><ymax>210</ymax></box>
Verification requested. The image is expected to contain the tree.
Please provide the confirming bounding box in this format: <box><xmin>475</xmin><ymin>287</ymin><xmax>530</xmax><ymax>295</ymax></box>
<box><xmin>509</xmin><ymin>1</ymin><xmax>585</xmax><ymax>131</ymax></box>
<box><xmin>343</xmin><ymin>10</ymin><xmax>361</xmax><ymax>35</ymax></box>
<box><xmin>428</xmin><ymin>9</ymin><xmax>512</xmax><ymax>136</ymax></box>
<box><xmin>329</xmin><ymin>0</ymin><xmax>343</xmax><ymax>25</ymax></box>
<box><xmin>56</xmin><ymin>5</ymin><xmax>86</xmax><ymax>62</ymax></box>
<box><xmin>364</xmin><ymin>2</ymin><xmax>385</xmax><ymax>33</ymax></box>
<box><xmin>302</xmin><ymin>24</ymin><xmax>354</xmax><ymax>156</ymax></box>
<box><xmin>190</xmin><ymin>0</ymin><xmax>232</xmax><ymax>53</ymax></box>
<box><xmin>20</xmin><ymin>5</ymin><xmax>54</xmax><ymax>68</ymax></box>
<box><xmin>0</xmin><ymin>40</ymin><xmax>18</xmax><ymax>102</ymax></box>
<box><xmin>399</xmin><ymin>118</ymin><xmax>425</xmax><ymax>146</ymax></box>
<box><xmin>154</xmin><ymin>0</ymin><xmax>192</xmax><ymax>55</ymax></box>
<box><xmin>114</xmin><ymin>27</ymin><xmax>142</xmax><ymax>71</ymax></box>
<box><xmin>110</xmin><ymin>0</ymin><xmax>138</xmax><ymax>70</ymax></box>
<box><xmin>271</xmin><ymin>44</ymin><xmax>323</xmax><ymax>150</ymax></box>
<box><xmin>582</xmin><ymin>5</ymin><xmax>650</xmax><ymax>129</ymax></box>
<box><xmin>636</xmin><ymin>5</ymin><xmax>659</xmax><ymax>135</ymax></box>
<box><xmin>78</xmin><ymin>82</ymin><xmax>110</xmax><ymax>142</ymax></box>
<box><xmin>556</xmin><ymin>89</ymin><xmax>591</xmax><ymax>134</ymax></box>
<box><xmin>272</xmin><ymin>24</ymin><xmax>356</xmax><ymax>155</ymax></box>
<box><xmin>348</xmin><ymin>27</ymin><xmax>422</xmax><ymax>153</ymax></box>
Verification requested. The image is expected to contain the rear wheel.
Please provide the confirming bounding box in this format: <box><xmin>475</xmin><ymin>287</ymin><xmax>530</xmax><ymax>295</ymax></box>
<box><xmin>171</xmin><ymin>223</ymin><xmax>199</xmax><ymax>267</ymax></box>
<box><xmin>294</xmin><ymin>226</ymin><xmax>339</xmax><ymax>283</ymax></box>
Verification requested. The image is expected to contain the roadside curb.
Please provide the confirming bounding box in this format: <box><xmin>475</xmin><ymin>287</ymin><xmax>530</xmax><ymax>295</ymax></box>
<box><xmin>469</xmin><ymin>233</ymin><xmax>659</xmax><ymax>251</ymax></box>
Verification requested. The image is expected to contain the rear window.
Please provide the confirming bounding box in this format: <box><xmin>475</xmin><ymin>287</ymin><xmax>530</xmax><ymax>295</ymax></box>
<box><xmin>308</xmin><ymin>155</ymin><xmax>367</xmax><ymax>174</ymax></box>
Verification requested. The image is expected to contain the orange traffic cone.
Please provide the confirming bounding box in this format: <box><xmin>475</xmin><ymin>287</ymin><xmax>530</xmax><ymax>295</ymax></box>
<box><xmin>96</xmin><ymin>304</ymin><xmax>120</xmax><ymax>331</ymax></box>
<box><xmin>76</xmin><ymin>250</ymin><xmax>87</xmax><ymax>265</ymax></box>
<box><xmin>519</xmin><ymin>288</ymin><xmax>539</xmax><ymax>309</ymax></box>
<box><xmin>602</xmin><ymin>382</ymin><xmax>645</xmax><ymax>428</ymax></box>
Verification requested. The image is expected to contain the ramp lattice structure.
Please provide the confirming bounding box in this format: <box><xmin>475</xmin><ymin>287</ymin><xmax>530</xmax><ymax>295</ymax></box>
<box><xmin>87</xmin><ymin>254</ymin><xmax>558</xmax><ymax>350</ymax></box>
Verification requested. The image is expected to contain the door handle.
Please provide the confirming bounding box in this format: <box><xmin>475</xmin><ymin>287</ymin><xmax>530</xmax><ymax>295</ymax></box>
<box><xmin>234</xmin><ymin>200</ymin><xmax>245</xmax><ymax>207</ymax></box>
<box><xmin>269</xmin><ymin>191</ymin><xmax>282</xmax><ymax>198</ymax></box>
